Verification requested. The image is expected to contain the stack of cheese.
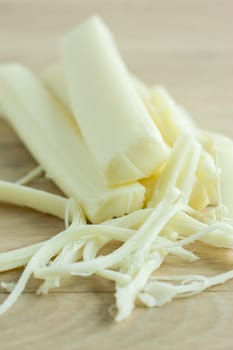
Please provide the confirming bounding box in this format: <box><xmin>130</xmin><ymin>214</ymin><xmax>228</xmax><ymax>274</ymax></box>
<box><xmin>0</xmin><ymin>16</ymin><xmax>232</xmax><ymax>321</ymax></box>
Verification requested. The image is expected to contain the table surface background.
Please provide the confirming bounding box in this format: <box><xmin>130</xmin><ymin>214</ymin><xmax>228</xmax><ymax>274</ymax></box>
<box><xmin>0</xmin><ymin>1</ymin><xmax>233</xmax><ymax>349</ymax></box>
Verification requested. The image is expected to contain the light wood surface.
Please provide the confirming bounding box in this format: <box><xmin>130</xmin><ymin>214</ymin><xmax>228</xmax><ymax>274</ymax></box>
<box><xmin>0</xmin><ymin>1</ymin><xmax>233</xmax><ymax>349</ymax></box>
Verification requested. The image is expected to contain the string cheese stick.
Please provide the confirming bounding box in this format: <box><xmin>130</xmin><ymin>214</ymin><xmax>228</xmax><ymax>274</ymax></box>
<box><xmin>43</xmin><ymin>63</ymin><xmax>149</xmax><ymax>114</ymax></box>
<box><xmin>0</xmin><ymin>64</ymin><xmax>145</xmax><ymax>223</ymax></box>
<box><xmin>0</xmin><ymin>180</ymin><xmax>67</xmax><ymax>219</ymax></box>
<box><xmin>61</xmin><ymin>16</ymin><xmax>169</xmax><ymax>186</ymax></box>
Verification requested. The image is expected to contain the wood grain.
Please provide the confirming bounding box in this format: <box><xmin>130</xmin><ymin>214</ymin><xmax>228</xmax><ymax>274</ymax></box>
<box><xmin>0</xmin><ymin>0</ymin><xmax>233</xmax><ymax>349</ymax></box>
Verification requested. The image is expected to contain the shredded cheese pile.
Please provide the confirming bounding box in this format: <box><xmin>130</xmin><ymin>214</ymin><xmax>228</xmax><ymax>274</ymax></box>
<box><xmin>0</xmin><ymin>129</ymin><xmax>233</xmax><ymax>321</ymax></box>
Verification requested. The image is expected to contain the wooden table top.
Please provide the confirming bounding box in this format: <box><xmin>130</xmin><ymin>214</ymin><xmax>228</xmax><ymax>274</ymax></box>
<box><xmin>0</xmin><ymin>1</ymin><xmax>233</xmax><ymax>349</ymax></box>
